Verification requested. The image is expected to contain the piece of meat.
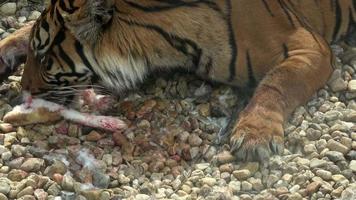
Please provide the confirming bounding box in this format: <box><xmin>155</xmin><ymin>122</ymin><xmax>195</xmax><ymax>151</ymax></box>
<box><xmin>3</xmin><ymin>93</ymin><xmax>127</xmax><ymax>131</ymax></box>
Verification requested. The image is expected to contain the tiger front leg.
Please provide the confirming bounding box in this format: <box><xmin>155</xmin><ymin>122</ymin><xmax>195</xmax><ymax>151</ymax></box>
<box><xmin>0</xmin><ymin>22</ymin><xmax>33</xmax><ymax>81</ymax></box>
<box><xmin>230</xmin><ymin>37</ymin><xmax>333</xmax><ymax>162</ymax></box>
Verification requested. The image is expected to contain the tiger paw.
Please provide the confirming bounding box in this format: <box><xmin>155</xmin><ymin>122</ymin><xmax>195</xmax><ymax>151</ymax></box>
<box><xmin>230</xmin><ymin>112</ymin><xmax>284</xmax><ymax>162</ymax></box>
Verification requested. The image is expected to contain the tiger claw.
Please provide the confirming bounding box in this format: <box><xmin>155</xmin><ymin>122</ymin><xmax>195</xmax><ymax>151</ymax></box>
<box><xmin>230</xmin><ymin>132</ymin><xmax>284</xmax><ymax>162</ymax></box>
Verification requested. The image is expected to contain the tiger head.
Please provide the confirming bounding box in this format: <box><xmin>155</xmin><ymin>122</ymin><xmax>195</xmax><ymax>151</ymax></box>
<box><xmin>21</xmin><ymin>0</ymin><xmax>114</xmax><ymax>100</ymax></box>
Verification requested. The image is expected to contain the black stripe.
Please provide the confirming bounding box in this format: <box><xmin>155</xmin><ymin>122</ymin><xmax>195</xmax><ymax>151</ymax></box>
<box><xmin>261</xmin><ymin>0</ymin><xmax>274</xmax><ymax>17</ymax></box>
<box><xmin>59</xmin><ymin>0</ymin><xmax>79</xmax><ymax>14</ymax></box>
<box><xmin>332</xmin><ymin>0</ymin><xmax>342</xmax><ymax>41</ymax></box>
<box><xmin>282</xmin><ymin>43</ymin><xmax>289</xmax><ymax>59</ymax></box>
<box><xmin>227</xmin><ymin>0</ymin><xmax>237</xmax><ymax>82</ymax></box>
<box><xmin>277</xmin><ymin>0</ymin><xmax>295</xmax><ymax>27</ymax></box>
<box><xmin>246</xmin><ymin>51</ymin><xmax>256</xmax><ymax>87</ymax></box>
<box><xmin>123</xmin><ymin>0</ymin><xmax>222</xmax><ymax>13</ymax></box>
<box><xmin>204</xmin><ymin>57</ymin><xmax>213</xmax><ymax>75</ymax></box>
<box><xmin>74</xmin><ymin>41</ymin><xmax>97</xmax><ymax>79</ymax></box>
<box><xmin>117</xmin><ymin>16</ymin><xmax>202</xmax><ymax>70</ymax></box>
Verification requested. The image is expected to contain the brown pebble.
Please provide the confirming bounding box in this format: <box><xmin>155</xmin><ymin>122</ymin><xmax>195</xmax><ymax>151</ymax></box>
<box><xmin>306</xmin><ymin>181</ymin><xmax>321</xmax><ymax>194</ymax></box>
<box><xmin>136</xmin><ymin>99</ymin><xmax>157</xmax><ymax>118</ymax></box>
<box><xmin>52</xmin><ymin>173</ymin><xmax>63</xmax><ymax>184</ymax></box>
<box><xmin>85</xmin><ymin>130</ymin><xmax>103</xmax><ymax>141</ymax></box>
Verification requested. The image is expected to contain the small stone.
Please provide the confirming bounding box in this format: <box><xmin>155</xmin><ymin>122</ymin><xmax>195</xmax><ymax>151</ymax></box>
<box><xmin>61</xmin><ymin>174</ymin><xmax>75</xmax><ymax>191</ymax></box>
<box><xmin>325</xmin><ymin>151</ymin><xmax>345</xmax><ymax>162</ymax></box>
<box><xmin>241</xmin><ymin>181</ymin><xmax>252</xmax><ymax>191</ymax></box>
<box><xmin>0</xmin><ymin>182</ymin><xmax>10</xmax><ymax>195</ymax></box>
<box><xmin>11</xmin><ymin>145</ymin><xmax>26</xmax><ymax>157</ymax></box>
<box><xmin>348</xmin><ymin>80</ymin><xmax>356</xmax><ymax>92</ymax></box>
<box><xmin>288</xmin><ymin>192</ymin><xmax>303</xmax><ymax>200</ymax></box>
<box><xmin>8</xmin><ymin>169</ymin><xmax>28</xmax><ymax>181</ymax></box>
<box><xmin>47</xmin><ymin>183</ymin><xmax>61</xmax><ymax>196</ymax></box>
<box><xmin>306</xmin><ymin>181</ymin><xmax>321</xmax><ymax>195</ymax></box>
<box><xmin>0</xmin><ymin>3</ymin><xmax>17</xmax><ymax>16</ymax></box>
<box><xmin>316</xmin><ymin>169</ymin><xmax>332</xmax><ymax>180</ymax></box>
<box><xmin>17</xmin><ymin>186</ymin><xmax>34</xmax><ymax>198</ymax></box>
<box><xmin>195</xmin><ymin>163</ymin><xmax>210</xmax><ymax>170</ymax></box>
<box><xmin>0</xmin><ymin>193</ymin><xmax>7</xmax><ymax>200</ymax></box>
<box><xmin>85</xmin><ymin>131</ymin><xmax>103</xmax><ymax>141</ymax></box>
<box><xmin>310</xmin><ymin>158</ymin><xmax>328</xmax><ymax>168</ymax></box>
<box><xmin>188</xmin><ymin>134</ymin><xmax>203</xmax><ymax>146</ymax></box>
<box><xmin>20</xmin><ymin>158</ymin><xmax>45</xmax><ymax>172</ymax></box>
<box><xmin>233</xmin><ymin>170</ymin><xmax>251</xmax><ymax>180</ymax></box>
<box><xmin>135</xmin><ymin>194</ymin><xmax>150</xmax><ymax>200</ymax></box>
<box><xmin>27</xmin><ymin>11</ymin><xmax>41</xmax><ymax>21</ymax></box>
<box><xmin>0</xmin><ymin>123</ymin><xmax>13</xmax><ymax>133</ymax></box>
<box><xmin>93</xmin><ymin>171</ymin><xmax>110</xmax><ymax>189</ymax></box>
<box><xmin>249</xmin><ymin>178</ymin><xmax>263</xmax><ymax>191</ymax></box>
<box><xmin>327</xmin><ymin>139</ymin><xmax>349</xmax><ymax>154</ymax></box>
<box><xmin>196</xmin><ymin>103</ymin><xmax>210</xmax><ymax>117</ymax></box>
<box><xmin>329</xmin><ymin>78</ymin><xmax>348</xmax><ymax>92</ymax></box>
<box><xmin>1</xmin><ymin>151</ymin><xmax>12</xmax><ymax>161</ymax></box>
<box><xmin>44</xmin><ymin>160</ymin><xmax>67</xmax><ymax>177</ymax></box>
<box><xmin>304</xmin><ymin>143</ymin><xmax>317</xmax><ymax>154</ymax></box>
<box><xmin>201</xmin><ymin>177</ymin><xmax>216</xmax><ymax>186</ymax></box>
<box><xmin>349</xmin><ymin>160</ymin><xmax>356</xmax><ymax>172</ymax></box>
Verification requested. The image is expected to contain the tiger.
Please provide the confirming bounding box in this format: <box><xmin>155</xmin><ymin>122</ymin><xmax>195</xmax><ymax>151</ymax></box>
<box><xmin>0</xmin><ymin>0</ymin><xmax>355</xmax><ymax>161</ymax></box>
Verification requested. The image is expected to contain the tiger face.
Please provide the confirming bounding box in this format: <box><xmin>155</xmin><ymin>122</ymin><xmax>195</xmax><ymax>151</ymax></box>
<box><xmin>21</xmin><ymin>0</ymin><xmax>103</xmax><ymax>100</ymax></box>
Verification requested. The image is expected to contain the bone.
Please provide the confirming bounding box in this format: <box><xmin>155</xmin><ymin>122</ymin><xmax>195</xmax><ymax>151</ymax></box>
<box><xmin>3</xmin><ymin>92</ymin><xmax>127</xmax><ymax>131</ymax></box>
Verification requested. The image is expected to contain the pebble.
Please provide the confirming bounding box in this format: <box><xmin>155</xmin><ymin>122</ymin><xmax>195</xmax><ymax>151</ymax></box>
<box><xmin>0</xmin><ymin>3</ymin><xmax>17</xmax><ymax>16</ymax></box>
<box><xmin>315</xmin><ymin>169</ymin><xmax>332</xmax><ymax>180</ymax></box>
<box><xmin>348</xmin><ymin>80</ymin><xmax>356</xmax><ymax>92</ymax></box>
<box><xmin>232</xmin><ymin>170</ymin><xmax>251</xmax><ymax>180</ymax></box>
<box><xmin>17</xmin><ymin>186</ymin><xmax>34</xmax><ymax>198</ymax></box>
<box><xmin>27</xmin><ymin>11</ymin><xmax>41</xmax><ymax>21</ymax></box>
<box><xmin>0</xmin><ymin>182</ymin><xmax>10</xmax><ymax>195</ymax></box>
<box><xmin>349</xmin><ymin>160</ymin><xmax>356</xmax><ymax>172</ymax></box>
<box><xmin>20</xmin><ymin>158</ymin><xmax>45</xmax><ymax>172</ymax></box>
<box><xmin>327</xmin><ymin>139</ymin><xmax>349</xmax><ymax>154</ymax></box>
<box><xmin>325</xmin><ymin>151</ymin><xmax>345</xmax><ymax>162</ymax></box>
<box><xmin>0</xmin><ymin>193</ymin><xmax>7</xmax><ymax>200</ymax></box>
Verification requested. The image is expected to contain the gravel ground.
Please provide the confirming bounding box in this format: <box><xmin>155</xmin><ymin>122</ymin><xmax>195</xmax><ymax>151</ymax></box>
<box><xmin>0</xmin><ymin>1</ymin><xmax>355</xmax><ymax>200</ymax></box>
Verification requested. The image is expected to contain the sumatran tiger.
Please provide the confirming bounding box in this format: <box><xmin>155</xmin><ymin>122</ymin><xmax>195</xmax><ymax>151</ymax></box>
<box><xmin>0</xmin><ymin>0</ymin><xmax>355</xmax><ymax>161</ymax></box>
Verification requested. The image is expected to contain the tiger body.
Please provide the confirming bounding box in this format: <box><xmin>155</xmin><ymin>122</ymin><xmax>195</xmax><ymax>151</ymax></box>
<box><xmin>1</xmin><ymin>0</ymin><xmax>355</xmax><ymax>161</ymax></box>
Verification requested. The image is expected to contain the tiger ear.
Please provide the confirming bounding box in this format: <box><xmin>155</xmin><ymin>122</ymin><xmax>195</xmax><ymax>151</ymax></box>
<box><xmin>57</xmin><ymin>0</ymin><xmax>115</xmax><ymax>43</ymax></box>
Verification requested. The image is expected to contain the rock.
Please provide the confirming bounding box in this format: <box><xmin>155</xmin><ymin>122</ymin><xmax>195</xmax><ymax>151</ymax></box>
<box><xmin>17</xmin><ymin>186</ymin><xmax>34</xmax><ymax>198</ymax></box>
<box><xmin>306</xmin><ymin>181</ymin><xmax>321</xmax><ymax>195</ymax></box>
<box><xmin>288</xmin><ymin>193</ymin><xmax>303</xmax><ymax>200</ymax></box>
<box><xmin>47</xmin><ymin>183</ymin><xmax>60</xmax><ymax>196</ymax></box>
<box><xmin>33</xmin><ymin>189</ymin><xmax>48</xmax><ymax>200</ymax></box>
<box><xmin>135</xmin><ymin>194</ymin><xmax>150</xmax><ymax>200</ymax></box>
<box><xmin>349</xmin><ymin>160</ymin><xmax>356</xmax><ymax>172</ymax></box>
<box><xmin>44</xmin><ymin>160</ymin><xmax>67</xmax><ymax>177</ymax></box>
<box><xmin>85</xmin><ymin>131</ymin><xmax>103</xmax><ymax>141</ymax></box>
<box><xmin>188</xmin><ymin>134</ymin><xmax>203</xmax><ymax>146</ymax></box>
<box><xmin>348</xmin><ymin>80</ymin><xmax>356</xmax><ymax>92</ymax></box>
<box><xmin>316</xmin><ymin>169</ymin><xmax>332</xmax><ymax>180</ymax></box>
<box><xmin>0</xmin><ymin>193</ymin><xmax>7</xmax><ymax>200</ymax></box>
<box><xmin>0</xmin><ymin>123</ymin><xmax>13</xmax><ymax>133</ymax></box>
<box><xmin>0</xmin><ymin>182</ymin><xmax>10</xmax><ymax>195</ymax></box>
<box><xmin>92</xmin><ymin>171</ymin><xmax>110</xmax><ymax>189</ymax></box>
<box><xmin>0</xmin><ymin>3</ymin><xmax>17</xmax><ymax>16</ymax></box>
<box><xmin>195</xmin><ymin>163</ymin><xmax>210</xmax><ymax>170</ymax></box>
<box><xmin>329</xmin><ymin>78</ymin><xmax>348</xmax><ymax>92</ymax></box>
<box><xmin>20</xmin><ymin>158</ymin><xmax>45</xmax><ymax>172</ymax></box>
<box><xmin>200</xmin><ymin>177</ymin><xmax>216</xmax><ymax>186</ymax></box>
<box><xmin>61</xmin><ymin>174</ymin><xmax>75</xmax><ymax>191</ymax></box>
<box><xmin>11</xmin><ymin>145</ymin><xmax>26</xmax><ymax>157</ymax></box>
<box><xmin>27</xmin><ymin>11</ymin><xmax>41</xmax><ymax>21</ymax></box>
<box><xmin>233</xmin><ymin>170</ymin><xmax>251</xmax><ymax>180</ymax></box>
<box><xmin>327</xmin><ymin>139</ymin><xmax>349</xmax><ymax>154</ymax></box>
<box><xmin>8</xmin><ymin>169</ymin><xmax>28</xmax><ymax>181</ymax></box>
<box><xmin>325</xmin><ymin>151</ymin><xmax>345</xmax><ymax>162</ymax></box>
<box><xmin>241</xmin><ymin>181</ymin><xmax>252</xmax><ymax>191</ymax></box>
<box><xmin>310</xmin><ymin>158</ymin><xmax>328</xmax><ymax>168</ymax></box>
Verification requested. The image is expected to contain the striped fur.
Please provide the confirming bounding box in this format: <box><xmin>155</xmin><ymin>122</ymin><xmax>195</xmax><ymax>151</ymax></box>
<box><xmin>18</xmin><ymin>0</ymin><xmax>356</xmax><ymax>161</ymax></box>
